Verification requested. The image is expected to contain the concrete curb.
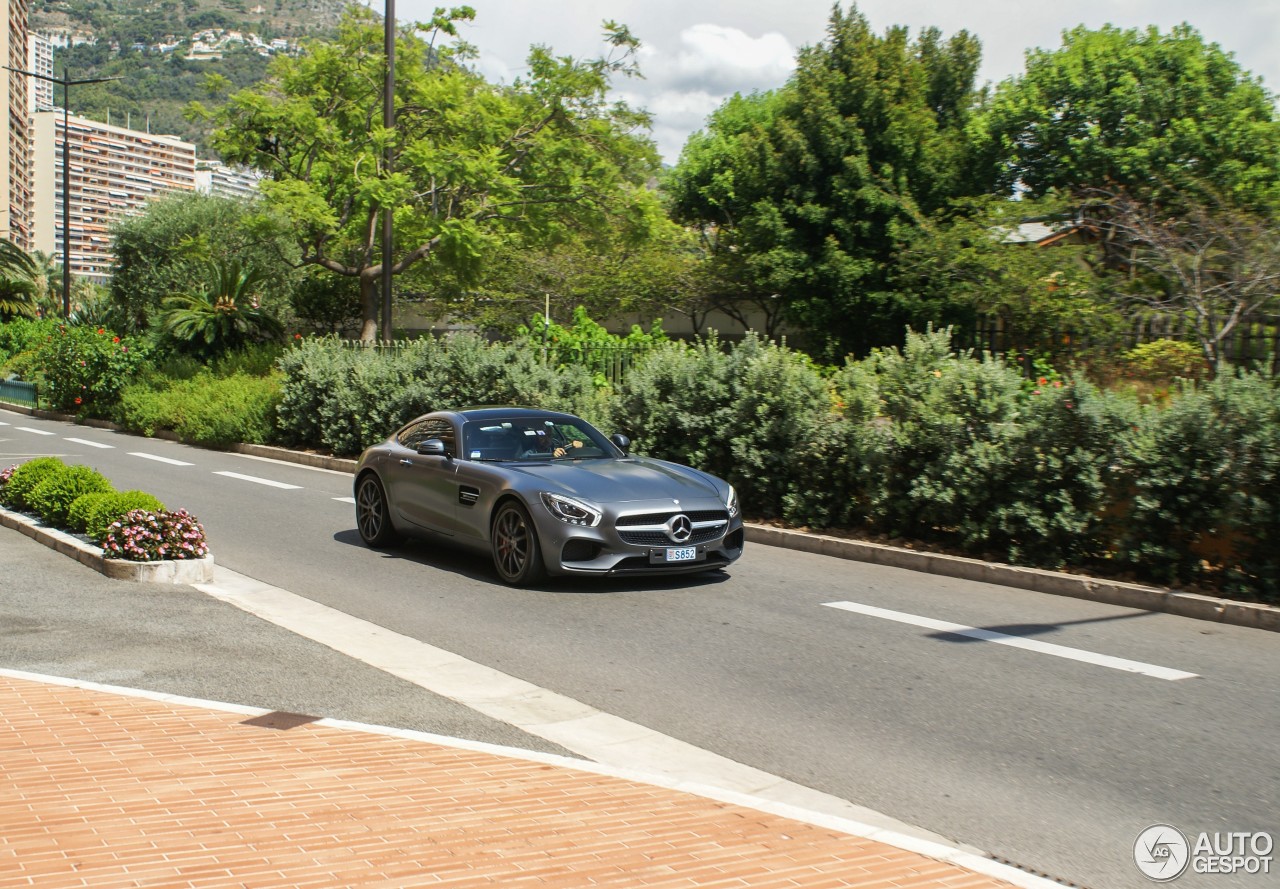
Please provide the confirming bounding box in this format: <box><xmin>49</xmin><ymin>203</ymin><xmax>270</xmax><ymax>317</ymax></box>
<box><xmin>0</xmin><ymin>505</ymin><xmax>215</xmax><ymax>584</ymax></box>
<box><xmin>745</xmin><ymin>524</ymin><xmax>1280</xmax><ymax>633</ymax></box>
<box><xmin>5</xmin><ymin>401</ymin><xmax>1277</xmax><ymax>631</ymax></box>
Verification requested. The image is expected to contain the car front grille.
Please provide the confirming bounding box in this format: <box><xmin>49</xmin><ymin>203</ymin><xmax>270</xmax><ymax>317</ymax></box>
<box><xmin>615</xmin><ymin>510</ymin><xmax>729</xmax><ymax>546</ymax></box>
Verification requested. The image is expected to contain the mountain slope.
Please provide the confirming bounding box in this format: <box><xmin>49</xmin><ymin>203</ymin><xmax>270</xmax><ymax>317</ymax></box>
<box><xmin>29</xmin><ymin>0</ymin><xmax>349</xmax><ymax>152</ymax></box>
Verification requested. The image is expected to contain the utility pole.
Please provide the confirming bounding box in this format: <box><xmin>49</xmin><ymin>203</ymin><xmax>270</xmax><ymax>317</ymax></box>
<box><xmin>6</xmin><ymin>65</ymin><xmax>118</xmax><ymax>318</ymax></box>
<box><xmin>380</xmin><ymin>0</ymin><xmax>395</xmax><ymax>343</ymax></box>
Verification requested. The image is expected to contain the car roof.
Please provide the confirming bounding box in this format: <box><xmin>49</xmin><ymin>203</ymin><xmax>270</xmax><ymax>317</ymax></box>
<box><xmin>442</xmin><ymin>407</ymin><xmax>583</xmax><ymax>423</ymax></box>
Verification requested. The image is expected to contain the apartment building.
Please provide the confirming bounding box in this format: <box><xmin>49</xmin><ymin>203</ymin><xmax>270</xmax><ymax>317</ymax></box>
<box><xmin>195</xmin><ymin>158</ymin><xmax>262</xmax><ymax>200</ymax></box>
<box><xmin>27</xmin><ymin>32</ymin><xmax>53</xmax><ymax>111</ymax></box>
<box><xmin>1</xmin><ymin>0</ymin><xmax>31</xmax><ymax>250</ymax></box>
<box><xmin>31</xmin><ymin>110</ymin><xmax>196</xmax><ymax>283</ymax></box>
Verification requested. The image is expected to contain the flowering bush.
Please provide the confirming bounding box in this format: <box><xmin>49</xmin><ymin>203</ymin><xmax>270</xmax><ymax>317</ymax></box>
<box><xmin>31</xmin><ymin>324</ymin><xmax>147</xmax><ymax>415</ymax></box>
<box><xmin>101</xmin><ymin>508</ymin><xmax>209</xmax><ymax>562</ymax></box>
<box><xmin>0</xmin><ymin>464</ymin><xmax>15</xmax><ymax>488</ymax></box>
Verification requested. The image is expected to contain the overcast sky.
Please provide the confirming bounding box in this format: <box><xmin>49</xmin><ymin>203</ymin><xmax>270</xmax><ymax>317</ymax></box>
<box><xmin>394</xmin><ymin>1</ymin><xmax>1280</xmax><ymax>164</ymax></box>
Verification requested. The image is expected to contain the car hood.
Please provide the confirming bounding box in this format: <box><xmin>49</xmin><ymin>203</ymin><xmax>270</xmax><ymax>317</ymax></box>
<box><xmin>508</xmin><ymin>456</ymin><xmax>725</xmax><ymax>505</ymax></box>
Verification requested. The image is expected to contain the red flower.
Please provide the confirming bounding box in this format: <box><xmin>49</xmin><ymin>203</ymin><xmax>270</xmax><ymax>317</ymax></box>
<box><xmin>112</xmin><ymin>336</ymin><xmax>120</xmax><ymax>343</ymax></box>
<box><xmin>74</xmin><ymin>396</ymin><xmax>82</xmax><ymax>405</ymax></box>
<box><xmin>96</xmin><ymin>327</ymin><xmax>105</xmax><ymax>335</ymax></box>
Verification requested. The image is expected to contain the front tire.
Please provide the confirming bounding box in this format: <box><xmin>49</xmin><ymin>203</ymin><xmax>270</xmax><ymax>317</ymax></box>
<box><xmin>356</xmin><ymin>474</ymin><xmax>399</xmax><ymax>548</ymax></box>
<box><xmin>491</xmin><ymin>501</ymin><xmax>545</xmax><ymax>585</ymax></box>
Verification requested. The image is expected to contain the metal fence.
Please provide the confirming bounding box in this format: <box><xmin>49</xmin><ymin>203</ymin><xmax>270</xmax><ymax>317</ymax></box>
<box><xmin>963</xmin><ymin>315</ymin><xmax>1280</xmax><ymax>375</ymax></box>
<box><xmin>0</xmin><ymin>378</ymin><xmax>37</xmax><ymax>407</ymax></box>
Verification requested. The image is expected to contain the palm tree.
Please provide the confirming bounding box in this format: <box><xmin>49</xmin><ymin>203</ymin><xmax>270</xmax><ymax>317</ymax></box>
<box><xmin>0</xmin><ymin>239</ymin><xmax>41</xmax><ymax>321</ymax></box>
<box><xmin>161</xmin><ymin>259</ymin><xmax>284</xmax><ymax>358</ymax></box>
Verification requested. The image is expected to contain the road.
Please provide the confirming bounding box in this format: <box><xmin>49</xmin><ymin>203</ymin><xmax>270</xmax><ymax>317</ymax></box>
<box><xmin>3</xmin><ymin>407</ymin><xmax>1278</xmax><ymax>889</ymax></box>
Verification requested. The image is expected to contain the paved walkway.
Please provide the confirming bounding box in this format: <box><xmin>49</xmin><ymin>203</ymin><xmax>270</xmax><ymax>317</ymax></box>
<box><xmin>0</xmin><ymin>671</ymin><xmax>1034</xmax><ymax>889</ymax></box>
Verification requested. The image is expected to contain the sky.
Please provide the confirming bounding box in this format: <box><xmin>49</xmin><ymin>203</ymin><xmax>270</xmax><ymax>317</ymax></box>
<box><xmin>393</xmin><ymin>1</ymin><xmax>1280</xmax><ymax>164</ymax></box>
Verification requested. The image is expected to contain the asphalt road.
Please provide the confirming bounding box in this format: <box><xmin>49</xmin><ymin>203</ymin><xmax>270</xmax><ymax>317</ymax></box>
<box><xmin>3</xmin><ymin>407</ymin><xmax>1278</xmax><ymax>889</ymax></box>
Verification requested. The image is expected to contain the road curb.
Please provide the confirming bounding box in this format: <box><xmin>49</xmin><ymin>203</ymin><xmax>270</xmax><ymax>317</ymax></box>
<box><xmin>5</xmin><ymin>402</ymin><xmax>1277</xmax><ymax>631</ymax></box>
<box><xmin>745</xmin><ymin>524</ymin><xmax>1280</xmax><ymax>633</ymax></box>
<box><xmin>0</xmin><ymin>505</ymin><xmax>215</xmax><ymax>584</ymax></box>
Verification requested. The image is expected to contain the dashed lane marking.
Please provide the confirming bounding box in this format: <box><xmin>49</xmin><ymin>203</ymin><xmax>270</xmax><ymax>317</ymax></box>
<box><xmin>15</xmin><ymin>427</ymin><xmax>55</xmax><ymax>436</ymax></box>
<box><xmin>128</xmin><ymin>452</ymin><xmax>194</xmax><ymax>466</ymax></box>
<box><xmin>212</xmin><ymin>470</ymin><xmax>302</xmax><ymax>490</ymax></box>
<box><xmin>822</xmin><ymin>601</ymin><xmax>1199</xmax><ymax>681</ymax></box>
<box><xmin>64</xmin><ymin>437</ymin><xmax>114</xmax><ymax>449</ymax></box>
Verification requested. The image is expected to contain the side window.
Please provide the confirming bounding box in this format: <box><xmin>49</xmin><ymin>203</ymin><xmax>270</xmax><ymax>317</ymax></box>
<box><xmin>398</xmin><ymin>418</ymin><xmax>456</xmax><ymax>453</ymax></box>
<box><xmin>397</xmin><ymin>420</ymin><xmax>433</xmax><ymax>450</ymax></box>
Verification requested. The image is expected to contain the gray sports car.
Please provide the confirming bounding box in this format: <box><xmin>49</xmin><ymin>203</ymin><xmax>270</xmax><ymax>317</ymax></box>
<box><xmin>353</xmin><ymin>407</ymin><xmax>744</xmax><ymax>585</ymax></box>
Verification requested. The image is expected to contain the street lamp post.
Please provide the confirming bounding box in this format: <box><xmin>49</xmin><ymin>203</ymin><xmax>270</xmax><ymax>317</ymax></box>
<box><xmin>381</xmin><ymin>0</ymin><xmax>395</xmax><ymax>343</ymax></box>
<box><xmin>6</xmin><ymin>65</ymin><xmax>118</xmax><ymax>318</ymax></box>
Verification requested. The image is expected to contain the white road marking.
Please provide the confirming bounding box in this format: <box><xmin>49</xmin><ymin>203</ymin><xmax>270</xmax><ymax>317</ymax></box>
<box><xmin>191</xmin><ymin>567</ymin><xmax>968</xmax><ymax>851</ymax></box>
<box><xmin>333</xmin><ymin>496</ymin><xmax>355</xmax><ymax>504</ymax></box>
<box><xmin>64</xmin><ymin>437</ymin><xmax>113</xmax><ymax>449</ymax></box>
<box><xmin>823</xmin><ymin>601</ymin><xmax>1199</xmax><ymax>681</ymax></box>
<box><xmin>233</xmin><ymin>452</ymin><xmax>351</xmax><ymax>476</ymax></box>
<box><xmin>213</xmin><ymin>470</ymin><xmax>301</xmax><ymax>490</ymax></box>
<box><xmin>16</xmin><ymin>427</ymin><xmax>55</xmax><ymax>436</ymax></box>
<box><xmin>128</xmin><ymin>452</ymin><xmax>194</xmax><ymax>466</ymax></box>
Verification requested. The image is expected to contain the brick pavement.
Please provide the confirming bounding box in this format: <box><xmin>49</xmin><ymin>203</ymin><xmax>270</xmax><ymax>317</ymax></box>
<box><xmin>0</xmin><ymin>673</ymin><xmax>1034</xmax><ymax>889</ymax></box>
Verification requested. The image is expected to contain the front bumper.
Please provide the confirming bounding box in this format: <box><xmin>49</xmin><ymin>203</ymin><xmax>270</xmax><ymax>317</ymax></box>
<box><xmin>537</xmin><ymin>500</ymin><xmax>745</xmax><ymax>577</ymax></box>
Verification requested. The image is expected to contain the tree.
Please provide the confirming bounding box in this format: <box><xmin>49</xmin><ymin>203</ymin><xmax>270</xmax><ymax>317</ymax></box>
<box><xmin>1089</xmin><ymin>189</ymin><xmax>1280</xmax><ymax>369</ymax></box>
<box><xmin>109</xmin><ymin>191</ymin><xmax>300</xmax><ymax>333</ymax></box>
<box><xmin>971</xmin><ymin>24</ymin><xmax>1280</xmax><ymax>210</ymax></box>
<box><xmin>665</xmin><ymin>4</ymin><xmax>984</xmax><ymax>357</ymax></box>
<box><xmin>894</xmin><ymin>195</ymin><xmax>1122</xmax><ymax>353</ymax></box>
<box><xmin>204</xmin><ymin>6</ymin><xmax>662</xmax><ymax>342</ymax></box>
<box><xmin>0</xmin><ymin>240</ymin><xmax>41</xmax><ymax>321</ymax></box>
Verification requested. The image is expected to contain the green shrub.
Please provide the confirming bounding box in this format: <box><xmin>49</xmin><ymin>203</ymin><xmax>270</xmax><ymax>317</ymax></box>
<box><xmin>1121</xmin><ymin>339</ymin><xmax>1210</xmax><ymax>382</ymax></box>
<box><xmin>66</xmin><ymin>491</ymin><xmax>115</xmax><ymax>533</ymax></box>
<box><xmin>1113</xmin><ymin>368</ymin><xmax>1280</xmax><ymax>598</ymax></box>
<box><xmin>27</xmin><ymin>465</ymin><xmax>114</xmax><ymax>527</ymax></box>
<box><xmin>609</xmin><ymin>333</ymin><xmax>832</xmax><ymax>518</ymax></box>
<box><xmin>115</xmin><ymin>371</ymin><xmax>281</xmax><ymax>447</ymax></box>
<box><xmin>82</xmin><ymin>491</ymin><xmax>167</xmax><ymax>543</ymax></box>
<box><xmin>275</xmin><ymin>334</ymin><xmax>599</xmax><ymax>456</ymax></box>
<box><xmin>0</xmin><ymin>457</ymin><xmax>67</xmax><ymax>509</ymax></box>
<box><xmin>28</xmin><ymin>324</ymin><xmax>148</xmax><ymax>415</ymax></box>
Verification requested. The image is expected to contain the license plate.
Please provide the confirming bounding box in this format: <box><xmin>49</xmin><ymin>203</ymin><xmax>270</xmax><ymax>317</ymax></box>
<box><xmin>664</xmin><ymin>546</ymin><xmax>698</xmax><ymax>562</ymax></box>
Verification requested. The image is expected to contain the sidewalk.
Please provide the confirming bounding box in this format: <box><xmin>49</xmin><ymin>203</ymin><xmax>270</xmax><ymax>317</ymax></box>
<box><xmin>1</xmin><ymin>669</ymin><xmax>1036</xmax><ymax>889</ymax></box>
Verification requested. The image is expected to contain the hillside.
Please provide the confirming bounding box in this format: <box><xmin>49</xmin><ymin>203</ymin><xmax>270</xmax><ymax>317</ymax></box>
<box><xmin>29</xmin><ymin>0</ymin><xmax>350</xmax><ymax>153</ymax></box>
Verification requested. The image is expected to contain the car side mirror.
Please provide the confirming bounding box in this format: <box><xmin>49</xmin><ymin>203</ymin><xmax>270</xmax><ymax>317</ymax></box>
<box><xmin>418</xmin><ymin>438</ymin><xmax>448</xmax><ymax>458</ymax></box>
<box><xmin>609</xmin><ymin>433</ymin><xmax>630</xmax><ymax>455</ymax></box>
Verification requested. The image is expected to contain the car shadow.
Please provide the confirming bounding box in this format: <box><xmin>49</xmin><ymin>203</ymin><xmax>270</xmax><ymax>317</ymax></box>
<box><xmin>332</xmin><ymin>528</ymin><xmax>733</xmax><ymax>593</ymax></box>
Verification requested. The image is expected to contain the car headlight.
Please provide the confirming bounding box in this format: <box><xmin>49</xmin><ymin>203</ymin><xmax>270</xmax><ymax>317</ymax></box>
<box><xmin>540</xmin><ymin>492</ymin><xmax>603</xmax><ymax>527</ymax></box>
<box><xmin>725</xmin><ymin>485</ymin><xmax>739</xmax><ymax>518</ymax></box>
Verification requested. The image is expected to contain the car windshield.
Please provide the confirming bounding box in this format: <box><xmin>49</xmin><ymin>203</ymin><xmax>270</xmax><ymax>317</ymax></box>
<box><xmin>462</xmin><ymin>417</ymin><xmax>615</xmax><ymax>462</ymax></box>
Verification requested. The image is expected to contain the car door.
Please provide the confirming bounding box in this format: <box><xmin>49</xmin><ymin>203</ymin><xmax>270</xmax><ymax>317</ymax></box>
<box><xmin>387</xmin><ymin>417</ymin><xmax>459</xmax><ymax>535</ymax></box>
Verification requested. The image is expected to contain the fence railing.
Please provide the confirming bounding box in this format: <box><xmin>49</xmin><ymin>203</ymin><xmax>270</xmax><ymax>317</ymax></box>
<box><xmin>0</xmin><ymin>378</ymin><xmax>37</xmax><ymax>407</ymax></box>
<box><xmin>962</xmin><ymin>315</ymin><xmax>1280</xmax><ymax>375</ymax></box>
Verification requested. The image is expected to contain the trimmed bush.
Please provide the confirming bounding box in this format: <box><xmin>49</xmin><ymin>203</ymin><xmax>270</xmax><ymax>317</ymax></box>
<box><xmin>0</xmin><ymin>457</ymin><xmax>67</xmax><ymax>510</ymax></box>
<box><xmin>81</xmin><ymin>491</ymin><xmax>167</xmax><ymax>542</ymax></box>
<box><xmin>26</xmin><ymin>465</ymin><xmax>114</xmax><ymax>527</ymax></box>
<box><xmin>115</xmin><ymin>372</ymin><xmax>281</xmax><ymax>447</ymax></box>
<box><xmin>66</xmin><ymin>491</ymin><xmax>114</xmax><ymax>533</ymax></box>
